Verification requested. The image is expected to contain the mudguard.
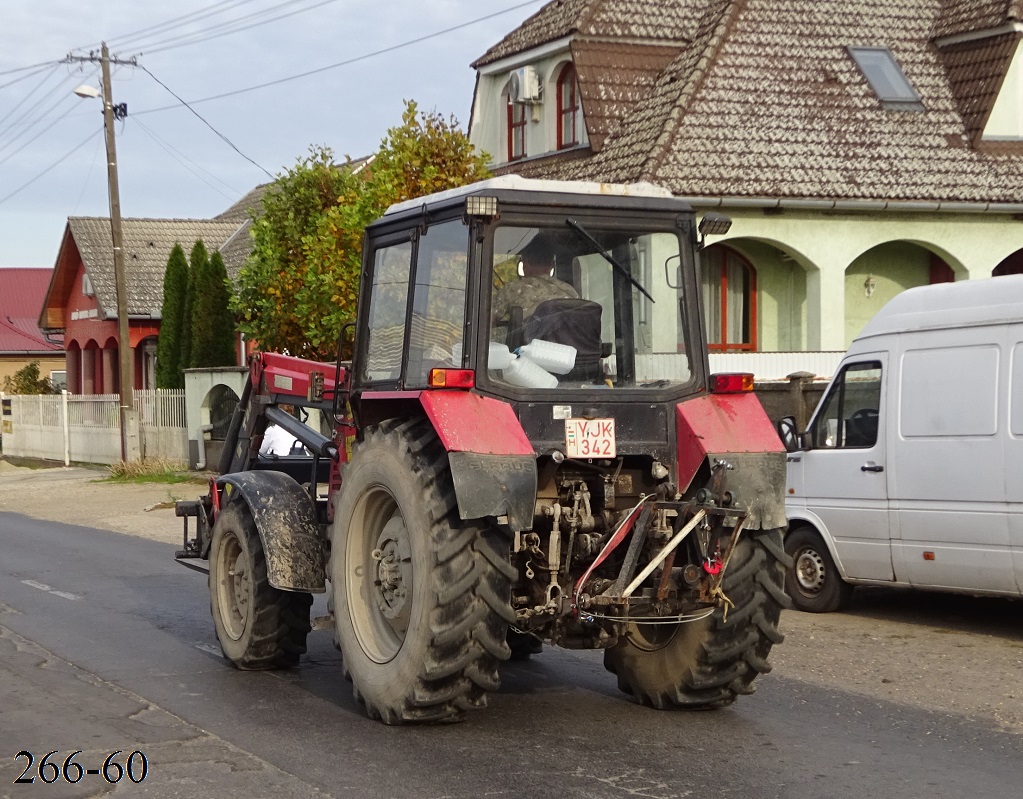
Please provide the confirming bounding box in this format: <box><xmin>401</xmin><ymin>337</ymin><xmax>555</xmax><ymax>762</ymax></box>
<box><xmin>218</xmin><ymin>470</ymin><xmax>326</xmax><ymax>593</ymax></box>
<box><xmin>419</xmin><ymin>391</ymin><xmax>538</xmax><ymax>531</ymax></box>
<box><xmin>676</xmin><ymin>393</ymin><xmax>787</xmax><ymax>530</ymax></box>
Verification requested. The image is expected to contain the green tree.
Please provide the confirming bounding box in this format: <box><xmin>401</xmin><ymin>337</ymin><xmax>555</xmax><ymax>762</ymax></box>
<box><xmin>233</xmin><ymin>100</ymin><xmax>490</xmax><ymax>359</ymax></box>
<box><xmin>155</xmin><ymin>243</ymin><xmax>189</xmax><ymax>388</ymax></box>
<box><xmin>190</xmin><ymin>250</ymin><xmax>237</xmax><ymax>368</ymax></box>
<box><xmin>180</xmin><ymin>239</ymin><xmax>209</xmax><ymax>371</ymax></box>
<box><xmin>2</xmin><ymin>361</ymin><xmax>57</xmax><ymax>394</ymax></box>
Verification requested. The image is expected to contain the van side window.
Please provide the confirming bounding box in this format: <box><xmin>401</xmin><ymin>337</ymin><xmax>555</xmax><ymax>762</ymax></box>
<box><xmin>812</xmin><ymin>362</ymin><xmax>882</xmax><ymax>449</ymax></box>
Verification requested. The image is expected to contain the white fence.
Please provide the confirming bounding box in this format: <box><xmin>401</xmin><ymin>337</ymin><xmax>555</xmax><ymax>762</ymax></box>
<box><xmin>1</xmin><ymin>389</ymin><xmax>188</xmax><ymax>465</ymax></box>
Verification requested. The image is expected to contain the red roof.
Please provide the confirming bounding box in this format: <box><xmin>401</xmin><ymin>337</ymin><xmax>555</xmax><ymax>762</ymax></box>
<box><xmin>0</xmin><ymin>268</ymin><xmax>63</xmax><ymax>353</ymax></box>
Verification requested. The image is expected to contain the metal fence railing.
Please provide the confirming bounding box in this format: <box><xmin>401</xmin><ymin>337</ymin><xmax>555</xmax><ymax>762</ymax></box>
<box><xmin>1</xmin><ymin>389</ymin><xmax>187</xmax><ymax>465</ymax></box>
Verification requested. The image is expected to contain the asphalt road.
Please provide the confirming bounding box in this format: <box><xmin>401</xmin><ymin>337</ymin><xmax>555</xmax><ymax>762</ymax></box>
<box><xmin>1</xmin><ymin>511</ymin><xmax>1020</xmax><ymax>799</ymax></box>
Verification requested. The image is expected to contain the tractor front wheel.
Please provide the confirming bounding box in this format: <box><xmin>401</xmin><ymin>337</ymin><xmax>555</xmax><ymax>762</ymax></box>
<box><xmin>208</xmin><ymin>500</ymin><xmax>312</xmax><ymax>669</ymax></box>
<box><xmin>604</xmin><ymin>528</ymin><xmax>790</xmax><ymax>708</ymax></box>
<box><xmin>329</xmin><ymin>419</ymin><xmax>515</xmax><ymax>724</ymax></box>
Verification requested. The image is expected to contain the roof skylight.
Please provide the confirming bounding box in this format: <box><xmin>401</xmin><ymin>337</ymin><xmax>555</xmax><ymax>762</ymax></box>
<box><xmin>848</xmin><ymin>46</ymin><xmax>924</xmax><ymax>111</ymax></box>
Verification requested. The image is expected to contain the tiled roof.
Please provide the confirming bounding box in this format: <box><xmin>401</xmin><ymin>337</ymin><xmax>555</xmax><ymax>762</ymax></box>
<box><xmin>933</xmin><ymin>0</ymin><xmax>1022</xmax><ymax>38</ymax></box>
<box><xmin>572</xmin><ymin>40</ymin><xmax>682</xmax><ymax>151</ymax></box>
<box><xmin>939</xmin><ymin>30</ymin><xmax>1019</xmax><ymax>145</ymax></box>
<box><xmin>493</xmin><ymin>0</ymin><xmax>1023</xmax><ymax>204</ymax></box>
<box><xmin>0</xmin><ymin>268</ymin><xmax>62</xmax><ymax>353</ymax></box>
<box><xmin>68</xmin><ymin>218</ymin><xmax>246</xmax><ymax>318</ymax></box>
<box><xmin>215</xmin><ymin>183</ymin><xmax>270</xmax><ymax>223</ymax></box>
<box><xmin>473</xmin><ymin>0</ymin><xmax>715</xmax><ymax>67</ymax></box>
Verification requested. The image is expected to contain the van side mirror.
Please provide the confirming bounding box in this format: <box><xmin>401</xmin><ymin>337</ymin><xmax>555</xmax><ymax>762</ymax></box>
<box><xmin>777</xmin><ymin>416</ymin><xmax>804</xmax><ymax>452</ymax></box>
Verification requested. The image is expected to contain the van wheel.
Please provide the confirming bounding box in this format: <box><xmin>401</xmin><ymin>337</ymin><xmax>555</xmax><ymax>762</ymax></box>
<box><xmin>784</xmin><ymin>527</ymin><xmax>853</xmax><ymax>613</ymax></box>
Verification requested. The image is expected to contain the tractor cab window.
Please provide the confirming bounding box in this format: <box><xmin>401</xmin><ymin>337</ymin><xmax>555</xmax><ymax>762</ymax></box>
<box><xmin>361</xmin><ymin>241</ymin><xmax>413</xmax><ymax>384</ymax></box>
<box><xmin>407</xmin><ymin>219</ymin><xmax>470</xmax><ymax>386</ymax></box>
<box><xmin>487</xmin><ymin>225</ymin><xmax>690</xmax><ymax>390</ymax></box>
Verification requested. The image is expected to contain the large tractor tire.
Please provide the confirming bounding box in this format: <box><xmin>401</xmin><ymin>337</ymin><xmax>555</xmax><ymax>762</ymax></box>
<box><xmin>604</xmin><ymin>528</ymin><xmax>790</xmax><ymax>709</ymax></box>
<box><xmin>329</xmin><ymin>418</ymin><xmax>516</xmax><ymax>724</ymax></box>
<box><xmin>209</xmin><ymin>500</ymin><xmax>313</xmax><ymax>669</ymax></box>
<box><xmin>784</xmin><ymin>526</ymin><xmax>854</xmax><ymax>613</ymax></box>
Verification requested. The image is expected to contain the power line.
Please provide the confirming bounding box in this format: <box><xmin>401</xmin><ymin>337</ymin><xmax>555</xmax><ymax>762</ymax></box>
<box><xmin>0</xmin><ymin>59</ymin><xmax>63</xmax><ymax>78</ymax></box>
<box><xmin>134</xmin><ymin>0</ymin><xmax>545</xmax><ymax>114</ymax></box>
<box><xmin>0</xmin><ymin>62</ymin><xmax>60</xmax><ymax>91</ymax></box>
<box><xmin>139</xmin><ymin>65</ymin><xmax>273</xmax><ymax>179</ymax></box>
<box><xmin>0</xmin><ymin>64</ymin><xmax>62</xmax><ymax>129</ymax></box>
<box><xmin>105</xmin><ymin>0</ymin><xmax>259</xmax><ymax>50</ymax></box>
<box><xmin>0</xmin><ymin>127</ymin><xmax>102</xmax><ymax>206</ymax></box>
<box><xmin>132</xmin><ymin>116</ymin><xmax>241</xmax><ymax>200</ymax></box>
<box><xmin>141</xmin><ymin>0</ymin><xmax>339</xmax><ymax>55</ymax></box>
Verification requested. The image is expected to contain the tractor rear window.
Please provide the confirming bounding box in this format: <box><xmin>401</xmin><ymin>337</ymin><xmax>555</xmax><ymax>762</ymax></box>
<box><xmin>487</xmin><ymin>225</ymin><xmax>691</xmax><ymax>390</ymax></box>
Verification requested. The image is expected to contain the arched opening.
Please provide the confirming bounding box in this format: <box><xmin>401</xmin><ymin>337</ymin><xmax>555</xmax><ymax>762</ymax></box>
<box><xmin>701</xmin><ymin>244</ymin><xmax>757</xmax><ymax>351</ymax></box>
<box><xmin>66</xmin><ymin>341</ymin><xmax>82</xmax><ymax>394</ymax></box>
<box><xmin>136</xmin><ymin>336</ymin><xmax>158</xmax><ymax>390</ymax></box>
<box><xmin>844</xmin><ymin>241</ymin><xmax>951</xmax><ymax>345</ymax></box>
<box><xmin>993</xmin><ymin>248</ymin><xmax>1023</xmax><ymax>276</ymax></box>
<box><xmin>82</xmin><ymin>340</ymin><xmax>100</xmax><ymax>395</ymax></box>
<box><xmin>101</xmin><ymin>336</ymin><xmax>119</xmax><ymax>395</ymax></box>
<box><xmin>200</xmin><ymin>384</ymin><xmax>240</xmax><ymax>471</ymax></box>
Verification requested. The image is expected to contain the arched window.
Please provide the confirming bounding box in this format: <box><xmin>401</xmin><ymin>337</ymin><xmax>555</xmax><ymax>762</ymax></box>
<box><xmin>557</xmin><ymin>63</ymin><xmax>582</xmax><ymax>149</ymax></box>
<box><xmin>701</xmin><ymin>245</ymin><xmax>757</xmax><ymax>351</ymax></box>
<box><xmin>505</xmin><ymin>80</ymin><xmax>526</xmax><ymax>161</ymax></box>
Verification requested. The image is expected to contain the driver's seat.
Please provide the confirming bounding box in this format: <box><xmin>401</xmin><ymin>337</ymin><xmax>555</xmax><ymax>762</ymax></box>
<box><xmin>524</xmin><ymin>298</ymin><xmax>605</xmax><ymax>381</ymax></box>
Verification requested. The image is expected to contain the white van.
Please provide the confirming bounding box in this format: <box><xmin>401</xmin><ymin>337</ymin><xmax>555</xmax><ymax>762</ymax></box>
<box><xmin>779</xmin><ymin>275</ymin><xmax>1023</xmax><ymax>612</ymax></box>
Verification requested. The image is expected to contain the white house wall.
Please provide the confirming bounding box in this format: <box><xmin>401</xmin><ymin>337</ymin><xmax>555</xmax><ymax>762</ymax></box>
<box><xmin>705</xmin><ymin>208</ymin><xmax>1023</xmax><ymax>351</ymax></box>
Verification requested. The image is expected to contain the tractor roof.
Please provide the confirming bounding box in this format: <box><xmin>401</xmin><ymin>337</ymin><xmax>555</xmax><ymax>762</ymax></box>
<box><xmin>384</xmin><ymin>175</ymin><xmax>683</xmax><ymax>219</ymax></box>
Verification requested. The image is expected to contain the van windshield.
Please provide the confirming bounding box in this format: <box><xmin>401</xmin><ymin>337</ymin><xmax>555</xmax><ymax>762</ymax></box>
<box><xmin>486</xmin><ymin>225</ymin><xmax>690</xmax><ymax>390</ymax></box>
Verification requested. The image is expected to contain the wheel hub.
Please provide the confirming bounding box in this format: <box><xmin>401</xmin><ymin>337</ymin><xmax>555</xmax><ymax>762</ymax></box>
<box><xmin>372</xmin><ymin>532</ymin><xmax>409</xmax><ymax>620</ymax></box>
<box><xmin>795</xmin><ymin>548</ymin><xmax>825</xmax><ymax>594</ymax></box>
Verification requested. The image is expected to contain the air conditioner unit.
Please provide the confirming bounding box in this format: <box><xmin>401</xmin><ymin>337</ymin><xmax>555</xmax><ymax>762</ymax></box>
<box><xmin>509</xmin><ymin>65</ymin><xmax>541</xmax><ymax>103</ymax></box>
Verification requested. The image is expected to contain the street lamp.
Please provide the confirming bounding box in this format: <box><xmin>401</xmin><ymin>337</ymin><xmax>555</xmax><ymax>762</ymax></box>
<box><xmin>73</xmin><ymin>43</ymin><xmax>137</xmax><ymax>461</ymax></box>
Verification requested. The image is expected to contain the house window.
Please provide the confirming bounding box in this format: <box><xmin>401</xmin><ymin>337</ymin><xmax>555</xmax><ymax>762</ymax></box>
<box><xmin>848</xmin><ymin>46</ymin><xmax>924</xmax><ymax>111</ymax></box>
<box><xmin>82</xmin><ymin>273</ymin><xmax>94</xmax><ymax>297</ymax></box>
<box><xmin>702</xmin><ymin>245</ymin><xmax>757</xmax><ymax>351</ymax></box>
<box><xmin>557</xmin><ymin>63</ymin><xmax>582</xmax><ymax>149</ymax></box>
<box><xmin>507</xmin><ymin>97</ymin><xmax>526</xmax><ymax>161</ymax></box>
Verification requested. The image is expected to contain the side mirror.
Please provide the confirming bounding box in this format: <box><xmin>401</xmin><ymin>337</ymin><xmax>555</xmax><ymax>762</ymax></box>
<box><xmin>777</xmin><ymin>416</ymin><xmax>803</xmax><ymax>453</ymax></box>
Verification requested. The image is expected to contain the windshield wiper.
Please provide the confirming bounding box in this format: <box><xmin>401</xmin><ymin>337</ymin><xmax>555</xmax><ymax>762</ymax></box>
<box><xmin>565</xmin><ymin>218</ymin><xmax>655</xmax><ymax>303</ymax></box>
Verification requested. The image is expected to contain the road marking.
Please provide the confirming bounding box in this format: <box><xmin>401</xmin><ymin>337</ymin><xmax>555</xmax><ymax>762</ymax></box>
<box><xmin>21</xmin><ymin>579</ymin><xmax>82</xmax><ymax>600</ymax></box>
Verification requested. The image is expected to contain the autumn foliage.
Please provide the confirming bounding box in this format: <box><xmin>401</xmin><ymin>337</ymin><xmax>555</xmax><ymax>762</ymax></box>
<box><xmin>233</xmin><ymin>101</ymin><xmax>490</xmax><ymax>359</ymax></box>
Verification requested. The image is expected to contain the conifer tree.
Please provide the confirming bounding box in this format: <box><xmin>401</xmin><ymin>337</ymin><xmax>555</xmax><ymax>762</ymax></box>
<box><xmin>180</xmin><ymin>239</ymin><xmax>208</xmax><ymax>371</ymax></box>
<box><xmin>190</xmin><ymin>250</ymin><xmax>237</xmax><ymax>367</ymax></box>
<box><xmin>155</xmin><ymin>243</ymin><xmax>188</xmax><ymax>388</ymax></box>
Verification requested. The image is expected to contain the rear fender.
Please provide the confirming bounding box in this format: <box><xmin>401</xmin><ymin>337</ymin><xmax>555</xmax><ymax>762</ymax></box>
<box><xmin>676</xmin><ymin>393</ymin><xmax>786</xmax><ymax>530</ymax></box>
<box><xmin>420</xmin><ymin>391</ymin><xmax>537</xmax><ymax>530</ymax></box>
<box><xmin>218</xmin><ymin>471</ymin><xmax>325</xmax><ymax>593</ymax></box>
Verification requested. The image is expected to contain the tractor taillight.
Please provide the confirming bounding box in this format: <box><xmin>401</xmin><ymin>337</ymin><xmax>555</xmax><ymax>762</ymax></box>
<box><xmin>428</xmin><ymin>368</ymin><xmax>475</xmax><ymax>389</ymax></box>
<box><xmin>710</xmin><ymin>373</ymin><xmax>754</xmax><ymax>393</ymax></box>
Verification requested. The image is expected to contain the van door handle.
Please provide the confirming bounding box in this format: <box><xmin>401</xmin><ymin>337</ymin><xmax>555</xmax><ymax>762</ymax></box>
<box><xmin>861</xmin><ymin>462</ymin><xmax>884</xmax><ymax>473</ymax></box>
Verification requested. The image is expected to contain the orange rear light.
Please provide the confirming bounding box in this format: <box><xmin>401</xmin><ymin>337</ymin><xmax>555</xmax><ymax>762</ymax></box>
<box><xmin>710</xmin><ymin>373</ymin><xmax>754</xmax><ymax>393</ymax></box>
<box><xmin>428</xmin><ymin>368</ymin><xmax>475</xmax><ymax>389</ymax></box>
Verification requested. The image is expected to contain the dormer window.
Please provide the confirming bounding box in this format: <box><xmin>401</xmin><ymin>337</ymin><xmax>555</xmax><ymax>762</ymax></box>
<box><xmin>557</xmin><ymin>63</ymin><xmax>583</xmax><ymax>149</ymax></box>
<box><xmin>848</xmin><ymin>46</ymin><xmax>924</xmax><ymax>111</ymax></box>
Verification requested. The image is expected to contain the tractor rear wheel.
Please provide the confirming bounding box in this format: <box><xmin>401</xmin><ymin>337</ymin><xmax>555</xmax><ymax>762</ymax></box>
<box><xmin>208</xmin><ymin>500</ymin><xmax>313</xmax><ymax>669</ymax></box>
<box><xmin>604</xmin><ymin>528</ymin><xmax>789</xmax><ymax>708</ymax></box>
<box><xmin>329</xmin><ymin>418</ymin><xmax>515</xmax><ymax>724</ymax></box>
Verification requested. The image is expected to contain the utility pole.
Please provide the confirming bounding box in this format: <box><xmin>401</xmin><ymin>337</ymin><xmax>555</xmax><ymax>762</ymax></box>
<box><xmin>66</xmin><ymin>43</ymin><xmax>139</xmax><ymax>461</ymax></box>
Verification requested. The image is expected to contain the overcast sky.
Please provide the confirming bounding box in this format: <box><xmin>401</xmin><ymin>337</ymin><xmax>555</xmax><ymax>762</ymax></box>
<box><xmin>0</xmin><ymin>0</ymin><xmax>543</xmax><ymax>267</ymax></box>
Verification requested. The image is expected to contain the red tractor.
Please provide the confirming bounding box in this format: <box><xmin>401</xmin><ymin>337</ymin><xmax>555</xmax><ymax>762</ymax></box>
<box><xmin>176</xmin><ymin>177</ymin><xmax>790</xmax><ymax>724</ymax></box>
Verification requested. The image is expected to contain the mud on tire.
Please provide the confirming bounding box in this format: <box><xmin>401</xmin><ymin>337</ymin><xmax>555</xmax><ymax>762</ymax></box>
<box><xmin>604</xmin><ymin>528</ymin><xmax>790</xmax><ymax>708</ymax></box>
<box><xmin>209</xmin><ymin>500</ymin><xmax>313</xmax><ymax>669</ymax></box>
<box><xmin>328</xmin><ymin>418</ymin><xmax>516</xmax><ymax>724</ymax></box>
